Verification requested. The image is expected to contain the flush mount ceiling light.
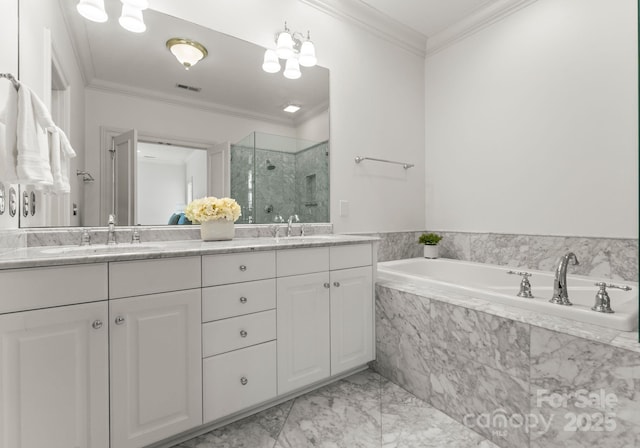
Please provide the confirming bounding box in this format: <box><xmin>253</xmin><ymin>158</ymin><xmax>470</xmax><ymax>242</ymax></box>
<box><xmin>283</xmin><ymin>104</ymin><xmax>301</xmax><ymax>113</ymax></box>
<box><xmin>77</xmin><ymin>0</ymin><xmax>149</xmax><ymax>32</ymax></box>
<box><xmin>262</xmin><ymin>21</ymin><xmax>317</xmax><ymax>80</ymax></box>
<box><xmin>166</xmin><ymin>38</ymin><xmax>208</xmax><ymax>70</ymax></box>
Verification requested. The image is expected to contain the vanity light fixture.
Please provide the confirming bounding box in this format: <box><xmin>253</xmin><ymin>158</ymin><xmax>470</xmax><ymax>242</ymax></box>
<box><xmin>262</xmin><ymin>22</ymin><xmax>317</xmax><ymax>79</ymax></box>
<box><xmin>76</xmin><ymin>0</ymin><xmax>108</xmax><ymax>23</ymax></box>
<box><xmin>76</xmin><ymin>0</ymin><xmax>149</xmax><ymax>33</ymax></box>
<box><xmin>283</xmin><ymin>104</ymin><xmax>301</xmax><ymax>113</ymax></box>
<box><xmin>166</xmin><ymin>38</ymin><xmax>208</xmax><ymax>70</ymax></box>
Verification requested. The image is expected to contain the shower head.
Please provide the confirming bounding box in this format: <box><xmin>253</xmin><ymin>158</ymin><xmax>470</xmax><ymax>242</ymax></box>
<box><xmin>266</xmin><ymin>159</ymin><xmax>276</xmax><ymax>170</ymax></box>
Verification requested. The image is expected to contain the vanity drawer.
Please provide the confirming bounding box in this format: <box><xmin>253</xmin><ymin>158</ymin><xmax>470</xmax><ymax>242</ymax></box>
<box><xmin>330</xmin><ymin>244</ymin><xmax>372</xmax><ymax>270</ymax></box>
<box><xmin>203</xmin><ymin>341</ymin><xmax>276</xmax><ymax>423</ymax></box>
<box><xmin>202</xmin><ymin>279</ymin><xmax>276</xmax><ymax>322</ymax></box>
<box><xmin>202</xmin><ymin>251</ymin><xmax>275</xmax><ymax>286</ymax></box>
<box><xmin>277</xmin><ymin>247</ymin><xmax>329</xmax><ymax>277</ymax></box>
<box><xmin>202</xmin><ymin>309</ymin><xmax>276</xmax><ymax>357</ymax></box>
<box><xmin>0</xmin><ymin>263</ymin><xmax>108</xmax><ymax>314</ymax></box>
<box><xmin>109</xmin><ymin>256</ymin><xmax>201</xmax><ymax>299</ymax></box>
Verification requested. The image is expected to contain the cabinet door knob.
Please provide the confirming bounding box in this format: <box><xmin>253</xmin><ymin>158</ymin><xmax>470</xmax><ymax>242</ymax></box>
<box><xmin>92</xmin><ymin>319</ymin><xmax>103</xmax><ymax>330</ymax></box>
<box><xmin>240</xmin><ymin>330</ymin><xmax>248</xmax><ymax>338</ymax></box>
<box><xmin>115</xmin><ymin>316</ymin><xmax>126</xmax><ymax>325</ymax></box>
<box><xmin>240</xmin><ymin>376</ymin><xmax>248</xmax><ymax>386</ymax></box>
<box><xmin>323</xmin><ymin>282</ymin><xmax>330</xmax><ymax>288</ymax></box>
<box><xmin>333</xmin><ymin>281</ymin><xmax>341</xmax><ymax>287</ymax></box>
<box><xmin>239</xmin><ymin>296</ymin><xmax>248</xmax><ymax>304</ymax></box>
<box><xmin>239</xmin><ymin>265</ymin><xmax>247</xmax><ymax>271</ymax></box>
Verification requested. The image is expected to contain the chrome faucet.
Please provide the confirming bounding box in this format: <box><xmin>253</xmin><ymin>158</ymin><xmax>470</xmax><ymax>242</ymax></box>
<box><xmin>287</xmin><ymin>214</ymin><xmax>300</xmax><ymax>237</ymax></box>
<box><xmin>107</xmin><ymin>214</ymin><xmax>117</xmax><ymax>245</ymax></box>
<box><xmin>550</xmin><ymin>252</ymin><xmax>579</xmax><ymax>306</ymax></box>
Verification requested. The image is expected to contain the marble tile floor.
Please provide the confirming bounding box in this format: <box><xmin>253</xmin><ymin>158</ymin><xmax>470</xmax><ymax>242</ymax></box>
<box><xmin>172</xmin><ymin>369</ymin><xmax>498</xmax><ymax>448</ymax></box>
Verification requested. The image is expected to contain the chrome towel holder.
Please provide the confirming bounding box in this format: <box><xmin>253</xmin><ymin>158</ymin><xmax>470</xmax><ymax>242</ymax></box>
<box><xmin>354</xmin><ymin>156</ymin><xmax>414</xmax><ymax>169</ymax></box>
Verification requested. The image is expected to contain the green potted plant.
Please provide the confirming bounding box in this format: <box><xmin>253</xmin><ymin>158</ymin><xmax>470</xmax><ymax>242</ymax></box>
<box><xmin>418</xmin><ymin>232</ymin><xmax>442</xmax><ymax>259</ymax></box>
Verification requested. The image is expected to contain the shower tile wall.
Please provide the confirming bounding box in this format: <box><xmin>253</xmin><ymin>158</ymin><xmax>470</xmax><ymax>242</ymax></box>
<box><xmin>254</xmin><ymin>149</ymin><xmax>296</xmax><ymax>224</ymax></box>
<box><xmin>230</xmin><ymin>145</ymin><xmax>253</xmax><ymax>224</ymax></box>
<box><xmin>295</xmin><ymin>142</ymin><xmax>329</xmax><ymax>223</ymax></box>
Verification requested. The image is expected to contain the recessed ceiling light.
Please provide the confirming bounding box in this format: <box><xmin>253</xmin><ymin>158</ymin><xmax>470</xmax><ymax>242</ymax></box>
<box><xmin>283</xmin><ymin>105</ymin><xmax>301</xmax><ymax>113</ymax></box>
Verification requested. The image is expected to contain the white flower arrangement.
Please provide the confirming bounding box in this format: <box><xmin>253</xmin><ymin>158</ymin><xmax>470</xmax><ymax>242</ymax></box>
<box><xmin>184</xmin><ymin>196</ymin><xmax>241</xmax><ymax>223</ymax></box>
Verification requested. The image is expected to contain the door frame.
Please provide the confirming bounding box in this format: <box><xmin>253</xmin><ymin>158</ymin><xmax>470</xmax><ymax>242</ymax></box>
<box><xmin>99</xmin><ymin>127</ymin><xmax>220</xmax><ymax>225</ymax></box>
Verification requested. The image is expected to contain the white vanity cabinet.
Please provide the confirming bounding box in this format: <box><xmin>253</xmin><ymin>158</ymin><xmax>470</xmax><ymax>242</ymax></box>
<box><xmin>0</xmin><ymin>265</ymin><xmax>109</xmax><ymax>448</ymax></box>
<box><xmin>276</xmin><ymin>244</ymin><xmax>374</xmax><ymax>395</ymax></box>
<box><xmin>201</xmin><ymin>251</ymin><xmax>278</xmax><ymax>423</ymax></box>
<box><xmin>108</xmin><ymin>257</ymin><xmax>202</xmax><ymax>448</ymax></box>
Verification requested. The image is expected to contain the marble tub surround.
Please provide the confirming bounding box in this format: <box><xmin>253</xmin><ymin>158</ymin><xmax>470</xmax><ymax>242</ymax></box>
<box><xmin>23</xmin><ymin>223</ymin><xmax>333</xmax><ymax>247</ymax></box>
<box><xmin>170</xmin><ymin>369</ymin><xmax>498</xmax><ymax>448</ymax></box>
<box><xmin>374</xmin><ymin>282</ymin><xmax>640</xmax><ymax>448</ymax></box>
<box><xmin>360</xmin><ymin>231</ymin><xmax>638</xmax><ymax>282</ymax></box>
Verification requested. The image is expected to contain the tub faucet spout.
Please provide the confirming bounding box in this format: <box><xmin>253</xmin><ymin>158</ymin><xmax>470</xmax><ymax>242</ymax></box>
<box><xmin>550</xmin><ymin>252</ymin><xmax>579</xmax><ymax>306</ymax></box>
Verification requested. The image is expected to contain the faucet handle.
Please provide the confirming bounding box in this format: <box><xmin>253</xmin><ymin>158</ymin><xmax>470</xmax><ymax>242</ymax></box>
<box><xmin>507</xmin><ymin>270</ymin><xmax>533</xmax><ymax>298</ymax></box>
<box><xmin>591</xmin><ymin>283</ymin><xmax>632</xmax><ymax>314</ymax></box>
<box><xmin>594</xmin><ymin>282</ymin><xmax>632</xmax><ymax>292</ymax></box>
<box><xmin>108</xmin><ymin>214</ymin><xmax>115</xmax><ymax>225</ymax></box>
<box><xmin>131</xmin><ymin>228</ymin><xmax>141</xmax><ymax>244</ymax></box>
<box><xmin>80</xmin><ymin>229</ymin><xmax>91</xmax><ymax>246</ymax></box>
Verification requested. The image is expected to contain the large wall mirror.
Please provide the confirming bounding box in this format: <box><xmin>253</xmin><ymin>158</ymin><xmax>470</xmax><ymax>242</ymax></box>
<box><xmin>18</xmin><ymin>0</ymin><xmax>329</xmax><ymax>227</ymax></box>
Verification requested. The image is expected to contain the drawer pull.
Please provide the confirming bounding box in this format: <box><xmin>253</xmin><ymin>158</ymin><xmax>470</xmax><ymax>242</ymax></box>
<box><xmin>240</xmin><ymin>330</ymin><xmax>248</xmax><ymax>338</ymax></box>
<box><xmin>240</xmin><ymin>376</ymin><xmax>248</xmax><ymax>386</ymax></box>
<box><xmin>333</xmin><ymin>281</ymin><xmax>341</xmax><ymax>287</ymax></box>
<box><xmin>92</xmin><ymin>319</ymin><xmax>103</xmax><ymax>330</ymax></box>
<box><xmin>239</xmin><ymin>296</ymin><xmax>248</xmax><ymax>304</ymax></box>
<box><xmin>115</xmin><ymin>316</ymin><xmax>126</xmax><ymax>325</ymax></box>
<box><xmin>323</xmin><ymin>282</ymin><xmax>330</xmax><ymax>288</ymax></box>
<box><xmin>239</xmin><ymin>265</ymin><xmax>247</xmax><ymax>272</ymax></box>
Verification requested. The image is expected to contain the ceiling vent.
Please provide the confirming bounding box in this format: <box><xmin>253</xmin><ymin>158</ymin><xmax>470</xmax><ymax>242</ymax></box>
<box><xmin>175</xmin><ymin>83</ymin><xmax>201</xmax><ymax>92</ymax></box>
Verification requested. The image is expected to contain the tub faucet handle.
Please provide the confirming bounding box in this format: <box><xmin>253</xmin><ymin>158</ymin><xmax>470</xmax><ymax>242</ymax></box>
<box><xmin>507</xmin><ymin>270</ymin><xmax>534</xmax><ymax>298</ymax></box>
<box><xmin>591</xmin><ymin>282</ymin><xmax>632</xmax><ymax>314</ymax></box>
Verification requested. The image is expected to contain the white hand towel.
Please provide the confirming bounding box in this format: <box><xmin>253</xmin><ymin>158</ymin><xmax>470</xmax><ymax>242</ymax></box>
<box><xmin>50</xmin><ymin>126</ymin><xmax>76</xmax><ymax>193</ymax></box>
<box><xmin>0</xmin><ymin>84</ymin><xmax>18</xmax><ymax>182</ymax></box>
<box><xmin>16</xmin><ymin>83</ymin><xmax>54</xmax><ymax>187</ymax></box>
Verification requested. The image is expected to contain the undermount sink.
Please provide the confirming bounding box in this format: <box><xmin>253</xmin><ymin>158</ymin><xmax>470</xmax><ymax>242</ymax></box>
<box><xmin>39</xmin><ymin>243</ymin><xmax>161</xmax><ymax>255</ymax></box>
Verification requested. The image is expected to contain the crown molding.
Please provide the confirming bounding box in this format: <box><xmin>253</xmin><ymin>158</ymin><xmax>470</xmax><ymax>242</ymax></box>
<box><xmin>426</xmin><ymin>0</ymin><xmax>540</xmax><ymax>56</ymax></box>
<box><xmin>299</xmin><ymin>0</ymin><xmax>427</xmax><ymax>57</ymax></box>
<box><xmin>86</xmin><ymin>79</ymin><xmax>297</xmax><ymax>128</ymax></box>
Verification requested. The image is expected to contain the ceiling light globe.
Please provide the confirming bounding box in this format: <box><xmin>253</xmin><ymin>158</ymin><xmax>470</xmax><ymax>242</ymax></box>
<box><xmin>283</xmin><ymin>57</ymin><xmax>301</xmax><ymax>80</ymax></box>
<box><xmin>276</xmin><ymin>31</ymin><xmax>295</xmax><ymax>60</ymax></box>
<box><xmin>298</xmin><ymin>40</ymin><xmax>317</xmax><ymax>67</ymax></box>
<box><xmin>119</xmin><ymin>4</ymin><xmax>146</xmax><ymax>33</ymax></box>
<box><xmin>76</xmin><ymin>0</ymin><xmax>108</xmax><ymax>23</ymax></box>
<box><xmin>168</xmin><ymin>40</ymin><xmax>207</xmax><ymax>70</ymax></box>
<box><xmin>121</xmin><ymin>0</ymin><xmax>149</xmax><ymax>10</ymax></box>
<box><xmin>262</xmin><ymin>49</ymin><xmax>281</xmax><ymax>74</ymax></box>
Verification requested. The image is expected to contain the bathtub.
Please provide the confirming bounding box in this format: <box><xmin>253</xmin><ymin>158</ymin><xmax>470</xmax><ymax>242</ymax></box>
<box><xmin>377</xmin><ymin>258</ymin><xmax>638</xmax><ymax>331</ymax></box>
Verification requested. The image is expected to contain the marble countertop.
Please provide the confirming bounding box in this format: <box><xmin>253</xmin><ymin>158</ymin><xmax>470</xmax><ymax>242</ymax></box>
<box><xmin>0</xmin><ymin>235</ymin><xmax>378</xmax><ymax>270</ymax></box>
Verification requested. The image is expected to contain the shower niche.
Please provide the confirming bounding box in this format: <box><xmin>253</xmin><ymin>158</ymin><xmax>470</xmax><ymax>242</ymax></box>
<box><xmin>230</xmin><ymin>131</ymin><xmax>329</xmax><ymax>224</ymax></box>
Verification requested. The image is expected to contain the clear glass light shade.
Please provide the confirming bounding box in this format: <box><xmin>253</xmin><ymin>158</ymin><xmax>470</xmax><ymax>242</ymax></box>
<box><xmin>76</xmin><ymin>0</ymin><xmax>108</xmax><ymax>23</ymax></box>
<box><xmin>119</xmin><ymin>4</ymin><xmax>146</xmax><ymax>33</ymax></box>
<box><xmin>298</xmin><ymin>40</ymin><xmax>317</xmax><ymax>67</ymax></box>
<box><xmin>276</xmin><ymin>31</ymin><xmax>295</xmax><ymax>60</ymax></box>
<box><xmin>262</xmin><ymin>49</ymin><xmax>281</xmax><ymax>74</ymax></box>
<box><xmin>170</xmin><ymin>43</ymin><xmax>206</xmax><ymax>69</ymax></box>
<box><xmin>121</xmin><ymin>0</ymin><xmax>149</xmax><ymax>10</ymax></box>
<box><xmin>283</xmin><ymin>57</ymin><xmax>301</xmax><ymax>80</ymax></box>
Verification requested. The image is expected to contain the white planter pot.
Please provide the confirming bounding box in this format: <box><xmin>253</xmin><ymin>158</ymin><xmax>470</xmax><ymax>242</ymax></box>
<box><xmin>200</xmin><ymin>220</ymin><xmax>235</xmax><ymax>241</ymax></box>
<box><xmin>423</xmin><ymin>244</ymin><xmax>439</xmax><ymax>259</ymax></box>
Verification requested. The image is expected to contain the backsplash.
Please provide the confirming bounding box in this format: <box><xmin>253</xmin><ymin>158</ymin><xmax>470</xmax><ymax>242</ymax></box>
<box><xmin>364</xmin><ymin>231</ymin><xmax>639</xmax><ymax>282</ymax></box>
<box><xmin>0</xmin><ymin>229</ymin><xmax>26</xmax><ymax>255</ymax></box>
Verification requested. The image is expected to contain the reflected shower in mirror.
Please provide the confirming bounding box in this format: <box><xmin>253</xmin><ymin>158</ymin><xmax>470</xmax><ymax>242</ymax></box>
<box><xmin>18</xmin><ymin>0</ymin><xmax>330</xmax><ymax>227</ymax></box>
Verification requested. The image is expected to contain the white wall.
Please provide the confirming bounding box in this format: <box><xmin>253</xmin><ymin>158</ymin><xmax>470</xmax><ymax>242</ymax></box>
<box><xmin>84</xmin><ymin>88</ymin><xmax>301</xmax><ymax>225</ymax></box>
<box><xmin>296</xmin><ymin>108</ymin><xmax>330</xmax><ymax>145</ymax></box>
<box><xmin>185</xmin><ymin>150</ymin><xmax>208</xmax><ymax>200</ymax></box>
<box><xmin>19</xmin><ymin>0</ymin><xmax>85</xmax><ymax>227</ymax></box>
<box><xmin>425</xmin><ymin>0</ymin><xmax>638</xmax><ymax>238</ymax></box>
<box><xmin>137</xmin><ymin>161</ymin><xmax>185</xmax><ymax>225</ymax></box>
<box><xmin>151</xmin><ymin>0</ymin><xmax>426</xmax><ymax>233</ymax></box>
<box><xmin>0</xmin><ymin>0</ymin><xmax>18</xmax><ymax>230</ymax></box>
